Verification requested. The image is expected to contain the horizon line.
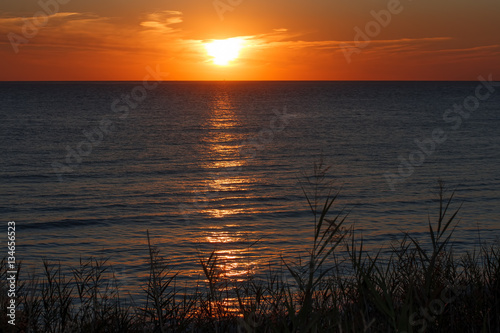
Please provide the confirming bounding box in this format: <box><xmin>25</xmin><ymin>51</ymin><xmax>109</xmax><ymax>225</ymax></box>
<box><xmin>0</xmin><ymin>79</ymin><xmax>490</xmax><ymax>83</ymax></box>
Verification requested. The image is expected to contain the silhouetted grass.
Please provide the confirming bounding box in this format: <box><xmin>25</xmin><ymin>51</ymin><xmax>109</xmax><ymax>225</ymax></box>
<box><xmin>2</xmin><ymin>166</ymin><xmax>500</xmax><ymax>332</ymax></box>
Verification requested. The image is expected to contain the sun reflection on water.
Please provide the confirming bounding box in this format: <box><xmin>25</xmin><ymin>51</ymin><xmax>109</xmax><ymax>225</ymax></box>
<box><xmin>203</xmin><ymin>227</ymin><xmax>258</xmax><ymax>283</ymax></box>
<box><xmin>192</xmin><ymin>88</ymin><xmax>263</xmax><ymax>310</ymax></box>
<box><xmin>196</xmin><ymin>87</ymin><xmax>250</xmax><ymax>219</ymax></box>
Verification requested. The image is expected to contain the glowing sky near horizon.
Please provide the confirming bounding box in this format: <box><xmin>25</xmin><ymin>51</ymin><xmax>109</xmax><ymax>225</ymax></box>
<box><xmin>0</xmin><ymin>0</ymin><xmax>499</xmax><ymax>80</ymax></box>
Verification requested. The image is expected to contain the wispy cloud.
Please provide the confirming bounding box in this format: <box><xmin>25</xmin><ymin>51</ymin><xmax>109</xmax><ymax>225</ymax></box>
<box><xmin>0</xmin><ymin>10</ymin><xmax>185</xmax><ymax>55</ymax></box>
<box><xmin>242</xmin><ymin>32</ymin><xmax>499</xmax><ymax>64</ymax></box>
<box><xmin>139</xmin><ymin>10</ymin><xmax>183</xmax><ymax>33</ymax></box>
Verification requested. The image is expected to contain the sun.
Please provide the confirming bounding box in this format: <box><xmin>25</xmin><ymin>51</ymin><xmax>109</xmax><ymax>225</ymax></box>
<box><xmin>205</xmin><ymin>38</ymin><xmax>245</xmax><ymax>66</ymax></box>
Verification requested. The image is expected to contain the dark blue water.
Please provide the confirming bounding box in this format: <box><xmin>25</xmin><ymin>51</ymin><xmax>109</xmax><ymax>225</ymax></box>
<box><xmin>1</xmin><ymin>81</ymin><xmax>499</xmax><ymax>299</ymax></box>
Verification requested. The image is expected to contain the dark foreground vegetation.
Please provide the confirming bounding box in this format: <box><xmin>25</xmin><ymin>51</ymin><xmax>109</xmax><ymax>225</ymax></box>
<box><xmin>2</xmin><ymin>165</ymin><xmax>500</xmax><ymax>332</ymax></box>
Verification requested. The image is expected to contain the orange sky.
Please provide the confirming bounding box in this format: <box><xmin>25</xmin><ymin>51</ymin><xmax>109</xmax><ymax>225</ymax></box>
<box><xmin>1</xmin><ymin>0</ymin><xmax>499</xmax><ymax>80</ymax></box>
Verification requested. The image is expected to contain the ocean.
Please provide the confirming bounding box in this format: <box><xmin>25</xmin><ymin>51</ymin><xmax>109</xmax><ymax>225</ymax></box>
<box><xmin>1</xmin><ymin>81</ymin><xmax>499</xmax><ymax>300</ymax></box>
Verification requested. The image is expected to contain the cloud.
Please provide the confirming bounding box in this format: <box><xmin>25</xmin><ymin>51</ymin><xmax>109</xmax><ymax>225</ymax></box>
<box><xmin>252</xmin><ymin>33</ymin><xmax>453</xmax><ymax>51</ymax></box>
<box><xmin>0</xmin><ymin>10</ymin><xmax>192</xmax><ymax>58</ymax></box>
<box><xmin>243</xmin><ymin>31</ymin><xmax>499</xmax><ymax>62</ymax></box>
<box><xmin>139</xmin><ymin>10</ymin><xmax>183</xmax><ymax>33</ymax></box>
<box><xmin>0</xmin><ymin>12</ymin><xmax>81</xmax><ymax>26</ymax></box>
<box><xmin>355</xmin><ymin>37</ymin><xmax>500</xmax><ymax>63</ymax></box>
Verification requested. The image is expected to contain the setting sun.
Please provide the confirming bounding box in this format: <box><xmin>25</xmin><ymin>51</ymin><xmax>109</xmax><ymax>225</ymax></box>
<box><xmin>205</xmin><ymin>38</ymin><xmax>245</xmax><ymax>66</ymax></box>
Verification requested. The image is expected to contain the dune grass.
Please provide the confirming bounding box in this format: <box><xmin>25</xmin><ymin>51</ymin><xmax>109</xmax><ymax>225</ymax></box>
<box><xmin>2</xmin><ymin>166</ymin><xmax>500</xmax><ymax>332</ymax></box>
